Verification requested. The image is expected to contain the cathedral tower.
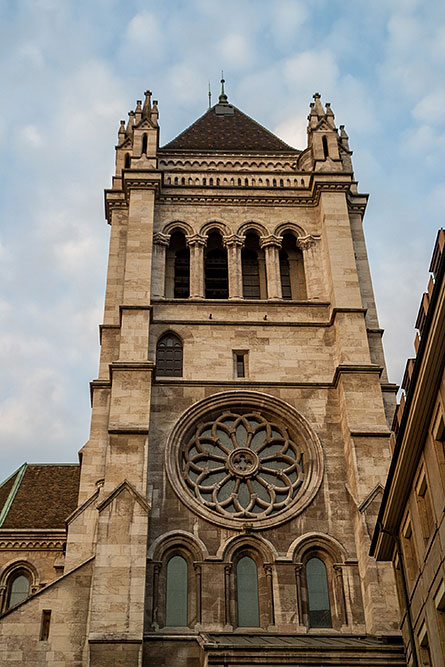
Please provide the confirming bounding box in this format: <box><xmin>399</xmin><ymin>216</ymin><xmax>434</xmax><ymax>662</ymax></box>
<box><xmin>0</xmin><ymin>86</ymin><xmax>406</xmax><ymax>666</ymax></box>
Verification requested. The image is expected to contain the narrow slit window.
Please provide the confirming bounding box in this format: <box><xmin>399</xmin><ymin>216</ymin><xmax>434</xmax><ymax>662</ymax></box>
<box><xmin>234</xmin><ymin>352</ymin><xmax>247</xmax><ymax>378</ymax></box>
<box><xmin>141</xmin><ymin>133</ymin><xmax>148</xmax><ymax>154</ymax></box>
<box><xmin>40</xmin><ymin>610</ymin><xmax>51</xmax><ymax>641</ymax></box>
<box><xmin>165</xmin><ymin>556</ymin><xmax>188</xmax><ymax>626</ymax></box>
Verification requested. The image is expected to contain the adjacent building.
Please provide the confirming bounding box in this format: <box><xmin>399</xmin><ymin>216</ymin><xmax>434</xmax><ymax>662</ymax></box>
<box><xmin>372</xmin><ymin>229</ymin><xmax>445</xmax><ymax>667</ymax></box>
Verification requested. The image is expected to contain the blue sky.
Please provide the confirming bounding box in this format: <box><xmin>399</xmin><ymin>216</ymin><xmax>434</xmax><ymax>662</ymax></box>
<box><xmin>1</xmin><ymin>0</ymin><xmax>444</xmax><ymax>474</ymax></box>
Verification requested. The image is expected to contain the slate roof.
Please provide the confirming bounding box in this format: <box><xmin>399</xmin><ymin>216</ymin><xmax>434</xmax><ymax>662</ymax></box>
<box><xmin>0</xmin><ymin>464</ymin><xmax>80</xmax><ymax>529</ymax></box>
<box><xmin>161</xmin><ymin>102</ymin><xmax>298</xmax><ymax>153</ymax></box>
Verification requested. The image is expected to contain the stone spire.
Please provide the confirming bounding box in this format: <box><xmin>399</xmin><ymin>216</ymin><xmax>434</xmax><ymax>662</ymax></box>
<box><xmin>313</xmin><ymin>92</ymin><xmax>325</xmax><ymax>118</ymax></box>
<box><xmin>125</xmin><ymin>110</ymin><xmax>135</xmax><ymax>138</ymax></box>
<box><xmin>142</xmin><ymin>90</ymin><xmax>152</xmax><ymax>120</ymax></box>
<box><xmin>135</xmin><ymin>99</ymin><xmax>142</xmax><ymax>123</ymax></box>
<box><xmin>118</xmin><ymin>120</ymin><xmax>125</xmax><ymax>144</ymax></box>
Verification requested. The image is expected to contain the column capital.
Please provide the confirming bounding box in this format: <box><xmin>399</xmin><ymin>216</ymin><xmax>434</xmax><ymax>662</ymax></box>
<box><xmin>260</xmin><ymin>234</ymin><xmax>282</xmax><ymax>249</ymax></box>
<box><xmin>186</xmin><ymin>233</ymin><xmax>207</xmax><ymax>248</ymax></box>
<box><xmin>153</xmin><ymin>232</ymin><xmax>170</xmax><ymax>246</ymax></box>
<box><xmin>223</xmin><ymin>234</ymin><xmax>244</xmax><ymax>248</ymax></box>
<box><xmin>297</xmin><ymin>234</ymin><xmax>319</xmax><ymax>250</ymax></box>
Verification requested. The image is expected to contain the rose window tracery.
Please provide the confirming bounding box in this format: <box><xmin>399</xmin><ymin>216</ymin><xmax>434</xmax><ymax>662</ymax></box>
<box><xmin>183</xmin><ymin>411</ymin><xmax>304</xmax><ymax>518</ymax></box>
<box><xmin>165</xmin><ymin>392</ymin><xmax>324</xmax><ymax>530</ymax></box>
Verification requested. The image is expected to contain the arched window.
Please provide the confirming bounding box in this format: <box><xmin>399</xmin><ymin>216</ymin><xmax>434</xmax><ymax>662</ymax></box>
<box><xmin>124</xmin><ymin>153</ymin><xmax>130</xmax><ymax>169</ymax></box>
<box><xmin>279</xmin><ymin>233</ymin><xmax>306</xmax><ymax>300</ymax></box>
<box><xmin>279</xmin><ymin>250</ymin><xmax>291</xmax><ymax>299</ymax></box>
<box><xmin>165</xmin><ymin>555</ymin><xmax>188</xmax><ymax>626</ymax></box>
<box><xmin>242</xmin><ymin>232</ymin><xmax>266</xmax><ymax>299</ymax></box>
<box><xmin>165</xmin><ymin>230</ymin><xmax>190</xmax><ymax>299</ymax></box>
<box><xmin>236</xmin><ymin>556</ymin><xmax>260</xmax><ymax>627</ymax></box>
<box><xmin>156</xmin><ymin>333</ymin><xmax>183</xmax><ymax>377</ymax></box>
<box><xmin>306</xmin><ymin>557</ymin><xmax>332</xmax><ymax>628</ymax></box>
<box><xmin>5</xmin><ymin>571</ymin><xmax>31</xmax><ymax>610</ymax></box>
<box><xmin>141</xmin><ymin>133</ymin><xmax>148</xmax><ymax>154</ymax></box>
<box><xmin>205</xmin><ymin>231</ymin><xmax>228</xmax><ymax>299</ymax></box>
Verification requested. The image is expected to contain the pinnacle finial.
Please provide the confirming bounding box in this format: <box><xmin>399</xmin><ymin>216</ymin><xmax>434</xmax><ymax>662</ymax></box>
<box><xmin>219</xmin><ymin>70</ymin><xmax>228</xmax><ymax>103</ymax></box>
<box><xmin>142</xmin><ymin>90</ymin><xmax>152</xmax><ymax>119</ymax></box>
<box><xmin>313</xmin><ymin>92</ymin><xmax>325</xmax><ymax>118</ymax></box>
<box><xmin>208</xmin><ymin>81</ymin><xmax>212</xmax><ymax>109</ymax></box>
<box><xmin>125</xmin><ymin>110</ymin><xmax>135</xmax><ymax>137</ymax></box>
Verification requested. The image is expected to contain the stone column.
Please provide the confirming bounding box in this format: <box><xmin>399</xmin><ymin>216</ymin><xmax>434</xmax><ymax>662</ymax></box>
<box><xmin>186</xmin><ymin>234</ymin><xmax>206</xmax><ymax>299</ymax></box>
<box><xmin>224</xmin><ymin>234</ymin><xmax>244</xmax><ymax>300</ymax></box>
<box><xmin>297</xmin><ymin>234</ymin><xmax>321</xmax><ymax>300</ymax></box>
<box><xmin>152</xmin><ymin>232</ymin><xmax>170</xmax><ymax>298</ymax></box>
<box><xmin>264</xmin><ymin>563</ymin><xmax>275</xmax><ymax>625</ymax></box>
<box><xmin>260</xmin><ymin>235</ymin><xmax>282</xmax><ymax>299</ymax></box>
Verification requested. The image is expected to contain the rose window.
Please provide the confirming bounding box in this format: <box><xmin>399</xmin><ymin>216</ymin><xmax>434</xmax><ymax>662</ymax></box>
<box><xmin>182</xmin><ymin>411</ymin><xmax>304</xmax><ymax>518</ymax></box>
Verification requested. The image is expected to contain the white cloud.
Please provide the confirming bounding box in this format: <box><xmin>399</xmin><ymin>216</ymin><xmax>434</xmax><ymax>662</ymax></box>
<box><xmin>270</xmin><ymin>0</ymin><xmax>307</xmax><ymax>44</ymax></box>
<box><xmin>283</xmin><ymin>50</ymin><xmax>339</xmax><ymax>96</ymax></box>
<box><xmin>218</xmin><ymin>33</ymin><xmax>254</xmax><ymax>70</ymax></box>
<box><xmin>413</xmin><ymin>89</ymin><xmax>445</xmax><ymax>125</ymax></box>
<box><xmin>273</xmin><ymin>114</ymin><xmax>307</xmax><ymax>150</ymax></box>
<box><xmin>123</xmin><ymin>11</ymin><xmax>163</xmax><ymax>59</ymax></box>
<box><xmin>18</xmin><ymin>124</ymin><xmax>43</xmax><ymax>149</ymax></box>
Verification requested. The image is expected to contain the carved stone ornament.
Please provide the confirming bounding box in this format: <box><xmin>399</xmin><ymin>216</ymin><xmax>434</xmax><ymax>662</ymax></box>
<box><xmin>165</xmin><ymin>391</ymin><xmax>324</xmax><ymax>530</ymax></box>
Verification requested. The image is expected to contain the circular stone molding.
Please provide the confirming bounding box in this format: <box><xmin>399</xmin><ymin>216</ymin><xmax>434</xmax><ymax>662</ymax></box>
<box><xmin>165</xmin><ymin>391</ymin><xmax>325</xmax><ymax>530</ymax></box>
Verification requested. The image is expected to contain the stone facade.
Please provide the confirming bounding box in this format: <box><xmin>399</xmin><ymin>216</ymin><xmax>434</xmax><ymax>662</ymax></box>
<box><xmin>372</xmin><ymin>229</ymin><xmax>445</xmax><ymax>667</ymax></box>
<box><xmin>0</xmin><ymin>87</ymin><xmax>406</xmax><ymax>665</ymax></box>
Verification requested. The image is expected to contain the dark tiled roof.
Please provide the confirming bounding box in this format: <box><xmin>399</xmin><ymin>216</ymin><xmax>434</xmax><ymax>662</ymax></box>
<box><xmin>161</xmin><ymin>103</ymin><xmax>298</xmax><ymax>153</ymax></box>
<box><xmin>0</xmin><ymin>464</ymin><xmax>80</xmax><ymax>529</ymax></box>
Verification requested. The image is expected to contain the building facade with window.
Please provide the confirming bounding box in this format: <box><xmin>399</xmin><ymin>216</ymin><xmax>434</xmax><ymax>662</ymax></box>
<box><xmin>372</xmin><ymin>229</ymin><xmax>445</xmax><ymax>667</ymax></box>
<box><xmin>0</xmin><ymin>87</ymin><xmax>406</xmax><ymax>665</ymax></box>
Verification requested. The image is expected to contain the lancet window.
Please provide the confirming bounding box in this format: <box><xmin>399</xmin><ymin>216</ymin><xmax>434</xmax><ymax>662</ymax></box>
<box><xmin>306</xmin><ymin>557</ymin><xmax>332</xmax><ymax>628</ymax></box>
<box><xmin>2</xmin><ymin>568</ymin><xmax>32</xmax><ymax>611</ymax></box>
<box><xmin>236</xmin><ymin>556</ymin><xmax>260</xmax><ymax>627</ymax></box>
<box><xmin>165</xmin><ymin>555</ymin><xmax>188</xmax><ymax>626</ymax></box>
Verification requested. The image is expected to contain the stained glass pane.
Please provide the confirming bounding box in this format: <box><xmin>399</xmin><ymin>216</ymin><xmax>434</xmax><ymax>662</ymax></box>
<box><xmin>237</xmin><ymin>557</ymin><xmax>260</xmax><ymax>626</ymax></box>
<box><xmin>306</xmin><ymin>558</ymin><xmax>332</xmax><ymax>628</ymax></box>
<box><xmin>8</xmin><ymin>575</ymin><xmax>29</xmax><ymax>608</ymax></box>
<box><xmin>166</xmin><ymin>556</ymin><xmax>188</xmax><ymax>626</ymax></box>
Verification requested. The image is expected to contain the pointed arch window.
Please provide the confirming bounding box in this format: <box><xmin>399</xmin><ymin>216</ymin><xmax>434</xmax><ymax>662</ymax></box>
<box><xmin>156</xmin><ymin>333</ymin><xmax>183</xmax><ymax>377</ymax></box>
<box><xmin>205</xmin><ymin>231</ymin><xmax>228</xmax><ymax>299</ymax></box>
<box><xmin>165</xmin><ymin>555</ymin><xmax>188</xmax><ymax>626</ymax></box>
<box><xmin>236</xmin><ymin>556</ymin><xmax>260</xmax><ymax>627</ymax></box>
<box><xmin>5</xmin><ymin>571</ymin><xmax>31</xmax><ymax>610</ymax></box>
<box><xmin>141</xmin><ymin>133</ymin><xmax>148</xmax><ymax>154</ymax></box>
<box><xmin>306</xmin><ymin>557</ymin><xmax>332</xmax><ymax>628</ymax></box>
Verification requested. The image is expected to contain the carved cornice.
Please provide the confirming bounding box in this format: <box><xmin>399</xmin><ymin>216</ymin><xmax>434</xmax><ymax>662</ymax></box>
<box><xmin>158</xmin><ymin>182</ymin><xmax>351</xmax><ymax>208</ymax></box>
<box><xmin>0</xmin><ymin>538</ymin><xmax>65</xmax><ymax>550</ymax></box>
